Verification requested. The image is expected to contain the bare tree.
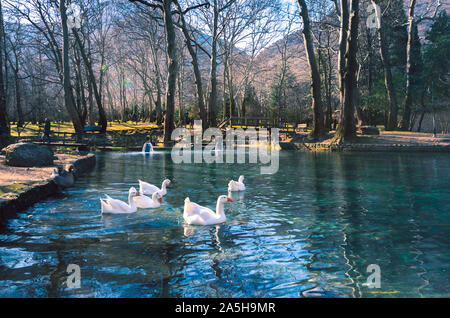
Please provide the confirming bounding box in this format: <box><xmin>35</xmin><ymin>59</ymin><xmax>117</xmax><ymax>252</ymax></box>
<box><xmin>173</xmin><ymin>0</ymin><xmax>208</xmax><ymax>128</ymax></box>
<box><xmin>60</xmin><ymin>0</ymin><xmax>84</xmax><ymax>136</ymax></box>
<box><xmin>130</xmin><ymin>0</ymin><xmax>208</xmax><ymax>140</ymax></box>
<box><xmin>0</xmin><ymin>0</ymin><xmax>9</xmax><ymax>139</ymax></box>
<box><xmin>5</xmin><ymin>21</ymin><xmax>24</xmax><ymax>127</ymax></box>
<box><xmin>399</xmin><ymin>0</ymin><xmax>441</xmax><ymax>130</ymax></box>
<box><xmin>297</xmin><ymin>0</ymin><xmax>324</xmax><ymax>139</ymax></box>
<box><xmin>73</xmin><ymin>28</ymin><xmax>108</xmax><ymax>132</ymax></box>
<box><xmin>369</xmin><ymin>0</ymin><xmax>399</xmax><ymax>131</ymax></box>
<box><xmin>335</xmin><ymin>0</ymin><xmax>360</xmax><ymax>142</ymax></box>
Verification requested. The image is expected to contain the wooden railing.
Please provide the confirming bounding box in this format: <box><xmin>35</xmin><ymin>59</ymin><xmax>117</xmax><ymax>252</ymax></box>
<box><xmin>15</xmin><ymin>129</ymin><xmax>96</xmax><ymax>147</ymax></box>
<box><xmin>229</xmin><ymin>117</ymin><xmax>276</xmax><ymax>128</ymax></box>
<box><xmin>227</xmin><ymin>117</ymin><xmax>307</xmax><ymax>132</ymax></box>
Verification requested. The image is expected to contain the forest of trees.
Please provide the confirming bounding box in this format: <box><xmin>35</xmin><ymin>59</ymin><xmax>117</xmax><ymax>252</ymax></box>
<box><xmin>0</xmin><ymin>0</ymin><xmax>448</xmax><ymax>144</ymax></box>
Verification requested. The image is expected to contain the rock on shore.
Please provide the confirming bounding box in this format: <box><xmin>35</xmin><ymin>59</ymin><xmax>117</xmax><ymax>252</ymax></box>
<box><xmin>3</xmin><ymin>143</ymin><xmax>54</xmax><ymax>167</ymax></box>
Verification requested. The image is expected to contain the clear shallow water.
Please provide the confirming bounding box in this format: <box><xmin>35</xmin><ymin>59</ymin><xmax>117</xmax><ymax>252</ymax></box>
<box><xmin>0</xmin><ymin>151</ymin><xmax>449</xmax><ymax>298</ymax></box>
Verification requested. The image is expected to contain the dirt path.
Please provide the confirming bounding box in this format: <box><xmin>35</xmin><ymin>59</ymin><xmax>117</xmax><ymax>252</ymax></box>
<box><xmin>284</xmin><ymin>131</ymin><xmax>450</xmax><ymax>151</ymax></box>
<box><xmin>376</xmin><ymin>132</ymin><xmax>450</xmax><ymax>146</ymax></box>
<box><xmin>0</xmin><ymin>154</ymin><xmax>80</xmax><ymax>186</ymax></box>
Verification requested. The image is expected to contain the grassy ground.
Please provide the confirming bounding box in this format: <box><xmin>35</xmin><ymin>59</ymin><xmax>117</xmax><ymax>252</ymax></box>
<box><xmin>10</xmin><ymin>121</ymin><xmax>159</xmax><ymax>137</ymax></box>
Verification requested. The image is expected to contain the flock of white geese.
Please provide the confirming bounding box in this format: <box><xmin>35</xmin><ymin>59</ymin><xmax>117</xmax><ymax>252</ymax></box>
<box><xmin>100</xmin><ymin>175</ymin><xmax>246</xmax><ymax>226</ymax></box>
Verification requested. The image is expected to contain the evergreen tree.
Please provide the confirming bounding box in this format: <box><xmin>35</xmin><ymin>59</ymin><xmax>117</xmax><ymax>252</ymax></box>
<box><xmin>242</xmin><ymin>84</ymin><xmax>260</xmax><ymax>118</ymax></box>
<box><xmin>423</xmin><ymin>11</ymin><xmax>450</xmax><ymax>103</ymax></box>
<box><xmin>385</xmin><ymin>0</ymin><xmax>408</xmax><ymax>74</ymax></box>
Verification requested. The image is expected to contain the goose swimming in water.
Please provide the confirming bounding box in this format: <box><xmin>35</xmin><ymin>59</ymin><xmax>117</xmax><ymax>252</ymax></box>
<box><xmin>100</xmin><ymin>187</ymin><xmax>140</xmax><ymax>214</ymax></box>
<box><xmin>183</xmin><ymin>195</ymin><xmax>233</xmax><ymax>226</ymax></box>
<box><xmin>139</xmin><ymin>179</ymin><xmax>172</xmax><ymax>197</ymax></box>
<box><xmin>51</xmin><ymin>164</ymin><xmax>75</xmax><ymax>188</ymax></box>
<box><xmin>228</xmin><ymin>175</ymin><xmax>245</xmax><ymax>192</ymax></box>
<box><xmin>133</xmin><ymin>191</ymin><xmax>163</xmax><ymax>209</ymax></box>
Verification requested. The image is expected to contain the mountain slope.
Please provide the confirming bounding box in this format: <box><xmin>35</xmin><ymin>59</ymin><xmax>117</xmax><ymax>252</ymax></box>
<box><xmin>251</xmin><ymin>0</ymin><xmax>448</xmax><ymax>88</ymax></box>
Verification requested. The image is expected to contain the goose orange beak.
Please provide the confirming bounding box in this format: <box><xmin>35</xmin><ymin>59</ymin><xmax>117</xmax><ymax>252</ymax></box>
<box><xmin>227</xmin><ymin>197</ymin><xmax>233</xmax><ymax>202</ymax></box>
<box><xmin>159</xmin><ymin>197</ymin><xmax>163</xmax><ymax>203</ymax></box>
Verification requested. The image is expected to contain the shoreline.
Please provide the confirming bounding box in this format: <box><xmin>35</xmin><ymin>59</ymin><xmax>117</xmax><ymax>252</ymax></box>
<box><xmin>0</xmin><ymin>153</ymin><xmax>96</xmax><ymax>223</ymax></box>
<box><xmin>280</xmin><ymin>131</ymin><xmax>450</xmax><ymax>152</ymax></box>
<box><xmin>280</xmin><ymin>142</ymin><xmax>450</xmax><ymax>152</ymax></box>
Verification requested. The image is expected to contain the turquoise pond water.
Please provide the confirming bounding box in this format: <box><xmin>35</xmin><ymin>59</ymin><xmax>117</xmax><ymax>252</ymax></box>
<box><xmin>0</xmin><ymin>151</ymin><xmax>449</xmax><ymax>297</ymax></box>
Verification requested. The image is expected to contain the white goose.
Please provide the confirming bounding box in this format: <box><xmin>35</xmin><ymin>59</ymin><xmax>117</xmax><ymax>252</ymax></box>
<box><xmin>133</xmin><ymin>191</ymin><xmax>163</xmax><ymax>209</ymax></box>
<box><xmin>100</xmin><ymin>187</ymin><xmax>140</xmax><ymax>214</ymax></box>
<box><xmin>228</xmin><ymin>175</ymin><xmax>245</xmax><ymax>192</ymax></box>
<box><xmin>183</xmin><ymin>195</ymin><xmax>233</xmax><ymax>226</ymax></box>
<box><xmin>139</xmin><ymin>179</ymin><xmax>172</xmax><ymax>196</ymax></box>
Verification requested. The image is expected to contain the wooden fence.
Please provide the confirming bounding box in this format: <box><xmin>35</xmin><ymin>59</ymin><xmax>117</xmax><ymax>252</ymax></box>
<box><xmin>227</xmin><ymin>117</ymin><xmax>308</xmax><ymax>132</ymax></box>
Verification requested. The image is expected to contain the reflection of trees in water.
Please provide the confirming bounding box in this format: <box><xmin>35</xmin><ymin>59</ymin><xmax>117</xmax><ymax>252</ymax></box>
<box><xmin>163</xmin><ymin>153</ymin><xmax>175</xmax><ymax>185</ymax></box>
<box><xmin>329</xmin><ymin>153</ymin><xmax>446</xmax><ymax>297</ymax></box>
<box><xmin>46</xmin><ymin>236</ymin><xmax>101</xmax><ymax>297</ymax></box>
<box><xmin>93</xmin><ymin>152</ymin><xmax>106</xmax><ymax>183</ymax></box>
<box><xmin>301</xmin><ymin>153</ymin><xmax>361</xmax><ymax>297</ymax></box>
<box><xmin>336</xmin><ymin>154</ymin><xmax>366</xmax><ymax>298</ymax></box>
<box><xmin>209</xmin><ymin>226</ymin><xmax>223</xmax><ymax>297</ymax></box>
<box><xmin>301</xmin><ymin>153</ymin><xmax>328</xmax><ymax>297</ymax></box>
<box><xmin>46</xmin><ymin>237</ymin><xmax>66</xmax><ymax>297</ymax></box>
<box><xmin>396</xmin><ymin>155</ymin><xmax>429</xmax><ymax>296</ymax></box>
<box><xmin>302</xmin><ymin>153</ymin><xmax>397</xmax><ymax>297</ymax></box>
<box><xmin>74</xmin><ymin>226</ymin><xmax>188</xmax><ymax>297</ymax></box>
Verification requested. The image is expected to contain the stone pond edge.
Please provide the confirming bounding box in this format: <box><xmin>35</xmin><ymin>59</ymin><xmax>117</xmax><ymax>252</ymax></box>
<box><xmin>0</xmin><ymin>153</ymin><xmax>96</xmax><ymax>223</ymax></box>
<box><xmin>280</xmin><ymin>142</ymin><xmax>450</xmax><ymax>152</ymax></box>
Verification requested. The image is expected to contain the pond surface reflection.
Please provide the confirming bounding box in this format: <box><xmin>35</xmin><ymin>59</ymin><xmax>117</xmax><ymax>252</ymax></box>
<box><xmin>0</xmin><ymin>151</ymin><xmax>449</xmax><ymax>297</ymax></box>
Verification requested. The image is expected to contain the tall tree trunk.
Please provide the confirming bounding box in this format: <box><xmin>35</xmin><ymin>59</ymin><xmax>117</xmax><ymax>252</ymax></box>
<box><xmin>226</xmin><ymin>57</ymin><xmax>237</xmax><ymax>118</ymax></box>
<box><xmin>73</xmin><ymin>30</ymin><xmax>107</xmax><ymax>132</ymax></box>
<box><xmin>163</xmin><ymin>0</ymin><xmax>177</xmax><ymax>142</ymax></box>
<box><xmin>0</xmin><ymin>0</ymin><xmax>9</xmax><ymax>139</ymax></box>
<box><xmin>354</xmin><ymin>64</ymin><xmax>366</xmax><ymax>126</ymax></box>
<box><xmin>99</xmin><ymin>47</ymin><xmax>105</xmax><ymax>118</ymax></box>
<box><xmin>73</xmin><ymin>53</ymin><xmax>87</xmax><ymax>124</ymax></box>
<box><xmin>354</xmin><ymin>87</ymin><xmax>363</xmax><ymax>126</ymax></box>
<box><xmin>119</xmin><ymin>70</ymin><xmax>124</xmax><ymax>121</ymax></box>
<box><xmin>86</xmin><ymin>37</ymin><xmax>95</xmax><ymax>126</ymax></box>
<box><xmin>106</xmin><ymin>73</ymin><xmax>114</xmax><ymax>119</ymax></box>
<box><xmin>59</xmin><ymin>0</ymin><xmax>83</xmax><ymax>137</ymax></box>
<box><xmin>13</xmin><ymin>63</ymin><xmax>23</xmax><ymax>127</ymax></box>
<box><xmin>147</xmin><ymin>91</ymin><xmax>153</xmax><ymax>122</ymax></box>
<box><xmin>320</xmin><ymin>45</ymin><xmax>332</xmax><ymax>131</ymax></box>
<box><xmin>416</xmin><ymin>89</ymin><xmax>426</xmax><ymax>132</ymax></box>
<box><xmin>297</xmin><ymin>0</ymin><xmax>324</xmax><ymax>139</ymax></box>
<box><xmin>174</xmin><ymin>0</ymin><xmax>207</xmax><ymax>128</ymax></box>
<box><xmin>326</xmin><ymin>41</ymin><xmax>333</xmax><ymax>131</ymax></box>
<box><xmin>399</xmin><ymin>0</ymin><xmax>416</xmax><ymax>130</ymax></box>
<box><xmin>222</xmin><ymin>63</ymin><xmax>229</xmax><ymax>120</ymax></box>
<box><xmin>366</xmin><ymin>26</ymin><xmax>374</xmax><ymax>92</ymax></box>
<box><xmin>336</xmin><ymin>0</ymin><xmax>359</xmax><ymax>142</ymax></box>
<box><xmin>371</xmin><ymin>0</ymin><xmax>398</xmax><ymax>131</ymax></box>
<box><xmin>208</xmin><ymin>0</ymin><xmax>219</xmax><ymax>127</ymax></box>
<box><xmin>177</xmin><ymin>57</ymin><xmax>184</xmax><ymax>126</ymax></box>
<box><xmin>338</xmin><ymin>0</ymin><xmax>349</xmax><ymax>116</ymax></box>
<box><xmin>155</xmin><ymin>76</ymin><xmax>162</xmax><ymax>124</ymax></box>
<box><xmin>149</xmin><ymin>38</ymin><xmax>163</xmax><ymax>124</ymax></box>
<box><xmin>86</xmin><ymin>67</ymin><xmax>95</xmax><ymax>126</ymax></box>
